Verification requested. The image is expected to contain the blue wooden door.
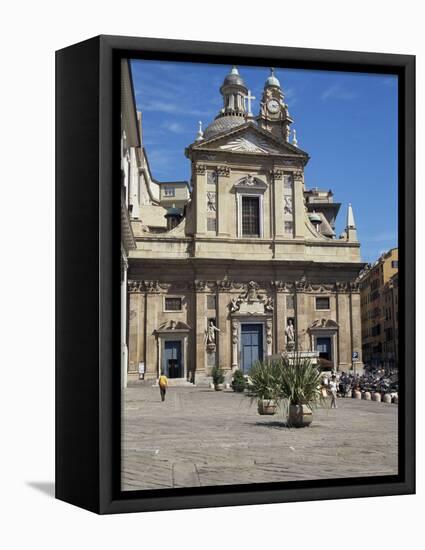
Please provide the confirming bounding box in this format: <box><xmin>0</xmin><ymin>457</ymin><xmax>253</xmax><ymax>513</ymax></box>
<box><xmin>316</xmin><ymin>337</ymin><xmax>332</xmax><ymax>360</ymax></box>
<box><xmin>163</xmin><ymin>340</ymin><xmax>182</xmax><ymax>378</ymax></box>
<box><xmin>241</xmin><ymin>324</ymin><xmax>263</xmax><ymax>373</ymax></box>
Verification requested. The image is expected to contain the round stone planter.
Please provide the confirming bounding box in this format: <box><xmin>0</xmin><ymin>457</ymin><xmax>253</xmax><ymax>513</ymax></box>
<box><xmin>257</xmin><ymin>399</ymin><xmax>277</xmax><ymax>415</ymax></box>
<box><xmin>383</xmin><ymin>393</ymin><xmax>392</xmax><ymax>403</ymax></box>
<box><xmin>353</xmin><ymin>390</ymin><xmax>362</xmax><ymax>399</ymax></box>
<box><xmin>232</xmin><ymin>385</ymin><xmax>245</xmax><ymax>393</ymax></box>
<box><xmin>372</xmin><ymin>392</ymin><xmax>381</xmax><ymax>402</ymax></box>
<box><xmin>214</xmin><ymin>383</ymin><xmax>224</xmax><ymax>391</ymax></box>
<box><xmin>363</xmin><ymin>391</ymin><xmax>371</xmax><ymax>401</ymax></box>
<box><xmin>287</xmin><ymin>404</ymin><xmax>313</xmax><ymax>428</ymax></box>
<box><xmin>392</xmin><ymin>394</ymin><xmax>399</xmax><ymax>404</ymax></box>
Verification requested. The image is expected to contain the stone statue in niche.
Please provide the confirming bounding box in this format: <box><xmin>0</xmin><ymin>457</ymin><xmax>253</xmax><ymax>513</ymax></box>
<box><xmin>205</xmin><ymin>320</ymin><xmax>220</xmax><ymax>351</ymax></box>
<box><xmin>285</xmin><ymin>318</ymin><xmax>295</xmax><ymax>350</ymax></box>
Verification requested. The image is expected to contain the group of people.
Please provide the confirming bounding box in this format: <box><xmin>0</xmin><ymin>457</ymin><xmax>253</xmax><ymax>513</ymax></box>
<box><xmin>321</xmin><ymin>366</ymin><xmax>399</xmax><ymax>405</ymax></box>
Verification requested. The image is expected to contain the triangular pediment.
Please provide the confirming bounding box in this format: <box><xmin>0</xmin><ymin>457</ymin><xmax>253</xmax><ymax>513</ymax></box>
<box><xmin>190</xmin><ymin>122</ymin><xmax>308</xmax><ymax>158</ymax></box>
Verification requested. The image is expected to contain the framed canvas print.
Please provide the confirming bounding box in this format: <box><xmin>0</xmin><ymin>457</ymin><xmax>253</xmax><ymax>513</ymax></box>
<box><xmin>56</xmin><ymin>35</ymin><xmax>415</xmax><ymax>514</ymax></box>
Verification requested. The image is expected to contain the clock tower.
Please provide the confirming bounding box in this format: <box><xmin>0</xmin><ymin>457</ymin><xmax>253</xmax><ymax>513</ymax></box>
<box><xmin>257</xmin><ymin>68</ymin><xmax>293</xmax><ymax>142</ymax></box>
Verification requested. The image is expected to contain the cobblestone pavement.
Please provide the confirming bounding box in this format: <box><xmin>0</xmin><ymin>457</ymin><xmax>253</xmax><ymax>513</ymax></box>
<box><xmin>121</xmin><ymin>385</ymin><xmax>398</xmax><ymax>491</ymax></box>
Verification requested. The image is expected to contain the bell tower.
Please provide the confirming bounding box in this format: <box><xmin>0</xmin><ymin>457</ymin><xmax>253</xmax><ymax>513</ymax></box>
<box><xmin>218</xmin><ymin>66</ymin><xmax>248</xmax><ymax>117</ymax></box>
<box><xmin>257</xmin><ymin>68</ymin><xmax>293</xmax><ymax>142</ymax></box>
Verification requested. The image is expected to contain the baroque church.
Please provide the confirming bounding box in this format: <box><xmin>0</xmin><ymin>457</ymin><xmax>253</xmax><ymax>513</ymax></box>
<box><xmin>122</xmin><ymin>63</ymin><xmax>364</xmax><ymax>385</ymax></box>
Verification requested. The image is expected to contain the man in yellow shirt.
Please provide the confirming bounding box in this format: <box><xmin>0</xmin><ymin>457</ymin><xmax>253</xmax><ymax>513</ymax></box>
<box><xmin>158</xmin><ymin>372</ymin><xmax>168</xmax><ymax>402</ymax></box>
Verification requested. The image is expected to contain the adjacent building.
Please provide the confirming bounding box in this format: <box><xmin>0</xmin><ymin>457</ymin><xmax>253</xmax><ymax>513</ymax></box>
<box><xmin>359</xmin><ymin>247</ymin><xmax>399</xmax><ymax>369</ymax></box>
<box><xmin>123</xmin><ymin>64</ymin><xmax>365</xmax><ymax>383</ymax></box>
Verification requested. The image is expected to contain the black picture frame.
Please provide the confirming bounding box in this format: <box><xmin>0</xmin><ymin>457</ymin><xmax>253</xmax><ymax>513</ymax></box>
<box><xmin>56</xmin><ymin>35</ymin><xmax>415</xmax><ymax>514</ymax></box>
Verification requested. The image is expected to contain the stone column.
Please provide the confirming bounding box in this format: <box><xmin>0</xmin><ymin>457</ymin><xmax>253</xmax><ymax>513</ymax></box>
<box><xmin>128</xmin><ymin>289</ymin><xmax>144</xmax><ymax>375</ymax></box>
<box><xmin>275</xmin><ymin>288</ymin><xmax>286</xmax><ymax>352</ymax></box>
<box><xmin>231</xmin><ymin>318</ymin><xmax>239</xmax><ymax>370</ymax></box>
<box><xmin>293</xmin><ymin>170</ymin><xmax>305</xmax><ymax>239</ymax></box>
<box><xmin>266</xmin><ymin>318</ymin><xmax>273</xmax><ymax>357</ymax></box>
<box><xmin>121</xmin><ymin>255</ymin><xmax>128</xmax><ymax>389</ymax></box>
<box><xmin>217</xmin><ymin>288</ymin><xmax>231</xmax><ymax>372</ymax></box>
<box><xmin>336</xmin><ymin>287</ymin><xmax>351</xmax><ymax>371</ymax></box>
<box><xmin>272</xmin><ymin>170</ymin><xmax>284</xmax><ymax>238</ymax></box>
<box><xmin>194</xmin><ymin>163</ymin><xmax>207</xmax><ymax>236</ymax></box>
<box><xmin>217</xmin><ymin>165</ymin><xmax>230</xmax><ymax>236</ymax></box>
<box><xmin>295</xmin><ymin>288</ymin><xmax>309</xmax><ymax>351</ymax></box>
<box><xmin>350</xmin><ymin>289</ymin><xmax>363</xmax><ymax>371</ymax></box>
<box><xmin>145</xmin><ymin>290</ymin><xmax>160</xmax><ymax>379</ymax></box>
<box><xmin>195</xmin><ymin>289</ymin><xmax>207</xmax><ymax>376</ymax></box>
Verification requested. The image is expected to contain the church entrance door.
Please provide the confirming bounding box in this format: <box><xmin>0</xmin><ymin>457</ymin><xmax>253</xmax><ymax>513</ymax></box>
<box><xmin>241</xmin><ymin>324</ymin><xmax>263</xmax><ymax>374</ymax></box>
<box><xmin>163</xmin><ymin>340</ymin><xmax>182</xmax><ymax>378</ymax></box>
<box><xmin>316</xmin><ymin>337</ymin><xmax>332</xmax><ymax>361</ymax></box>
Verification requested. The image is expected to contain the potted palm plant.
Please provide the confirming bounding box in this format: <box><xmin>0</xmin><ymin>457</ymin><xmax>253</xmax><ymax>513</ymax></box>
<box><xmin>231</xmin><ymin>369</ymin><xmax>246</xmax><ymax>392</ymax></box>
<box><xmin>280</xmin><ymin>353</ymin><xmax>324</xmax><ymax>427</ymax></box>
<box><xmin>211</xmin><ymin>366</ymin><xmax>225</xmax><ymax>391</ymax></box>
<box><xmin>247</xmin><ymin>359</ymin><xmax>283</xmax><ymax>415</ymax></box>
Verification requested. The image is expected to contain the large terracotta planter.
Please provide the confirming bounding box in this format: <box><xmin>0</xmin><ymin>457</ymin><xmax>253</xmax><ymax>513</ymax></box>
<box><xmin>257</xmin><ymin>399</ymin><xmax>277</xmax><ymax>415</ymax></box>
<box><xmin>287</xmin><ymin>404</ymin><xmax>313</xmax><ymax>427</ymax></box>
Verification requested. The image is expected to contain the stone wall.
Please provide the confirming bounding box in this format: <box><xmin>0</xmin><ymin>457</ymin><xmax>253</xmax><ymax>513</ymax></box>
<box><xmin>127</xmin><ymin>261</ymin><xmax>363</xmax><ymax>380</ymax></box>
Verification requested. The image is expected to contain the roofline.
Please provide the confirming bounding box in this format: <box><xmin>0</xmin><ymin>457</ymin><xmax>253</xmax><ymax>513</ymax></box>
<box><xmin>187</xmin><ymin>120</ymin><xmax>310</xmax><ymax>158</ymax></box>
<box><xmin>160</xmin><ymin>181</ymin><xmax>190</xmax><ymax>188</ymax></box>
<box><xmin>126</xmin><ymin>59</ymin><xmax>141</xmax><ymax>146</ymax></box>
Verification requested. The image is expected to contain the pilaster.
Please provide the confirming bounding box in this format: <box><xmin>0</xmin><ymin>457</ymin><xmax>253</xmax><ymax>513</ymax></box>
<box><xmin>350</xmin><ymin>290</ymin><xmax>363</xmax><ymax>370</ymax></box>
<box><xmin>272</xmin><ymin>169</ymin><xmax>284</xmax><ymax>238</ymax></box>
<box><xmin>217</xmin><ymin>290</ymin><xmax>231</xmax><ymax>371</ymax></box>
<box><xmin>194</xmin><ymin>163</ymin><xmax>207</xmax><ymax>236</ymax></box>
<box><xmin>293</xmin><ymin>170</ymin><xmax>305</xmax><ymax>239</ymax></box>
<box><xmin>275</xmin><ymin>289</ymin><xmax>287</xmax><ymax>352</ymax></box>
<box><xmin>336</xmin><ymin>289</ymin><xmax>351</xmax><ymax>370</ymax></box>
<box><xmin>217</xmin><ymin>165</ymin><xmax>230</xmax><ymax>236</ymax></box>
<box><xmin>145</xmin><ymin>292</ymin><xmax>160</xmax><ymax>377</ymax></box>
<box><xmin>195</xmin><ymin>290</ymin><xmax>207</xmax><ymax>374</ymax></box>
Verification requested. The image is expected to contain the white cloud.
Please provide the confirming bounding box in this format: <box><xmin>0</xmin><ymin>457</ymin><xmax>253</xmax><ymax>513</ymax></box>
<box><xmin>321</xmin><ymin>84</ymin><xmax>357</xmax><ymax>101</ymax></box>
<box><xmin>162</xmin><ymin>121</ymin><xmax>186</xmax><ymax>134</ymax></box>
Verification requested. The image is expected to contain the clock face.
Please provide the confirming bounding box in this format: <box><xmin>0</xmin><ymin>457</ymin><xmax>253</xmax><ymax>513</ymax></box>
<box><xmin>267</xmin><ymin>99</ymin><xmax>280</xmax><ymax>114</ymax></box>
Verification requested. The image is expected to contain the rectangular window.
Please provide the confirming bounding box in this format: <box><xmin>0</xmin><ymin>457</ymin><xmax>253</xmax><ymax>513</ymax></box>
<box><xmin>164</xmin><ymin>297</ymin><xmax>182</xmax><ymax>311</ymax></box>
<box><xmin>164</xmin><ymin>186</ymin><xmax>175</xmax><ymax>197</ymax></box>
<box><xmin>315</xmin><ymin>297</ymin><xmax>330</xmax><ymax>310</ymax></box>
<box><xmin>391</xmin><ymin>260</ymin><xmax>398</xmax><ymax>268</ymax></box>
<box><xmin>241</xmin><ymin>196</ymin><xmax>260</xmax><ymax>237</ymax></box>
<box><xmin>206</xmin><ymin>295</ymin><xmax>216</xmax><ymax>310</ymax></box>
<box><xmin>286</xmin><ymin>295</ymin><xmax>294</xmax><ymax>309</ymax></box>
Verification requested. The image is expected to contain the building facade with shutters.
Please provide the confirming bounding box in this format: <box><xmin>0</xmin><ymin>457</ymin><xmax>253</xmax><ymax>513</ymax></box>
<box><xmin>125</xmin><ymin>65</ymin><xmax>365</xmax><ymax>383</ymax></box>
<box><xmin>359</xmin><ymin>247</ymin><xmax>399</xmax><ymax>369</ymax></box>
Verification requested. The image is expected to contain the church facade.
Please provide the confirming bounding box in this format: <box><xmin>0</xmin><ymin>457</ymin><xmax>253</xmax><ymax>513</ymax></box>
<box><xmin>125</xmin><ymin>65</ymin><xmax>364</xmax><ymax>383</ymax></box>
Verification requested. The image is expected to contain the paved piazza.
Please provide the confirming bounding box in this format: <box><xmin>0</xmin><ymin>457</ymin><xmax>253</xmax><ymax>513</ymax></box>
<box><xmin>121</xmin><ymin>385</ymin><xmax>398</xmax><ymax>491</ymax></box>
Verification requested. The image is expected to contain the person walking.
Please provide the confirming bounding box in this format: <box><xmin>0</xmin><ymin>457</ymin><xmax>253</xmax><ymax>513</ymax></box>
<box><xmin>329</xmin><ymin>374</ymin><xmax>338</xmax><ymax>409</ymax></box>
<box><xmin>158</xmin><ymin>371</ymin><xmax>168</xmax><ymax>402</ymax></box>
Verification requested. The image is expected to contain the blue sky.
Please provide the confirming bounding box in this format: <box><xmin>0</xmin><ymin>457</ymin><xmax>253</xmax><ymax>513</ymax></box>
<box><xmin>131</xmin><ymin>59</ymin><xmax>398</xmax><ymax>263</ymax></box>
